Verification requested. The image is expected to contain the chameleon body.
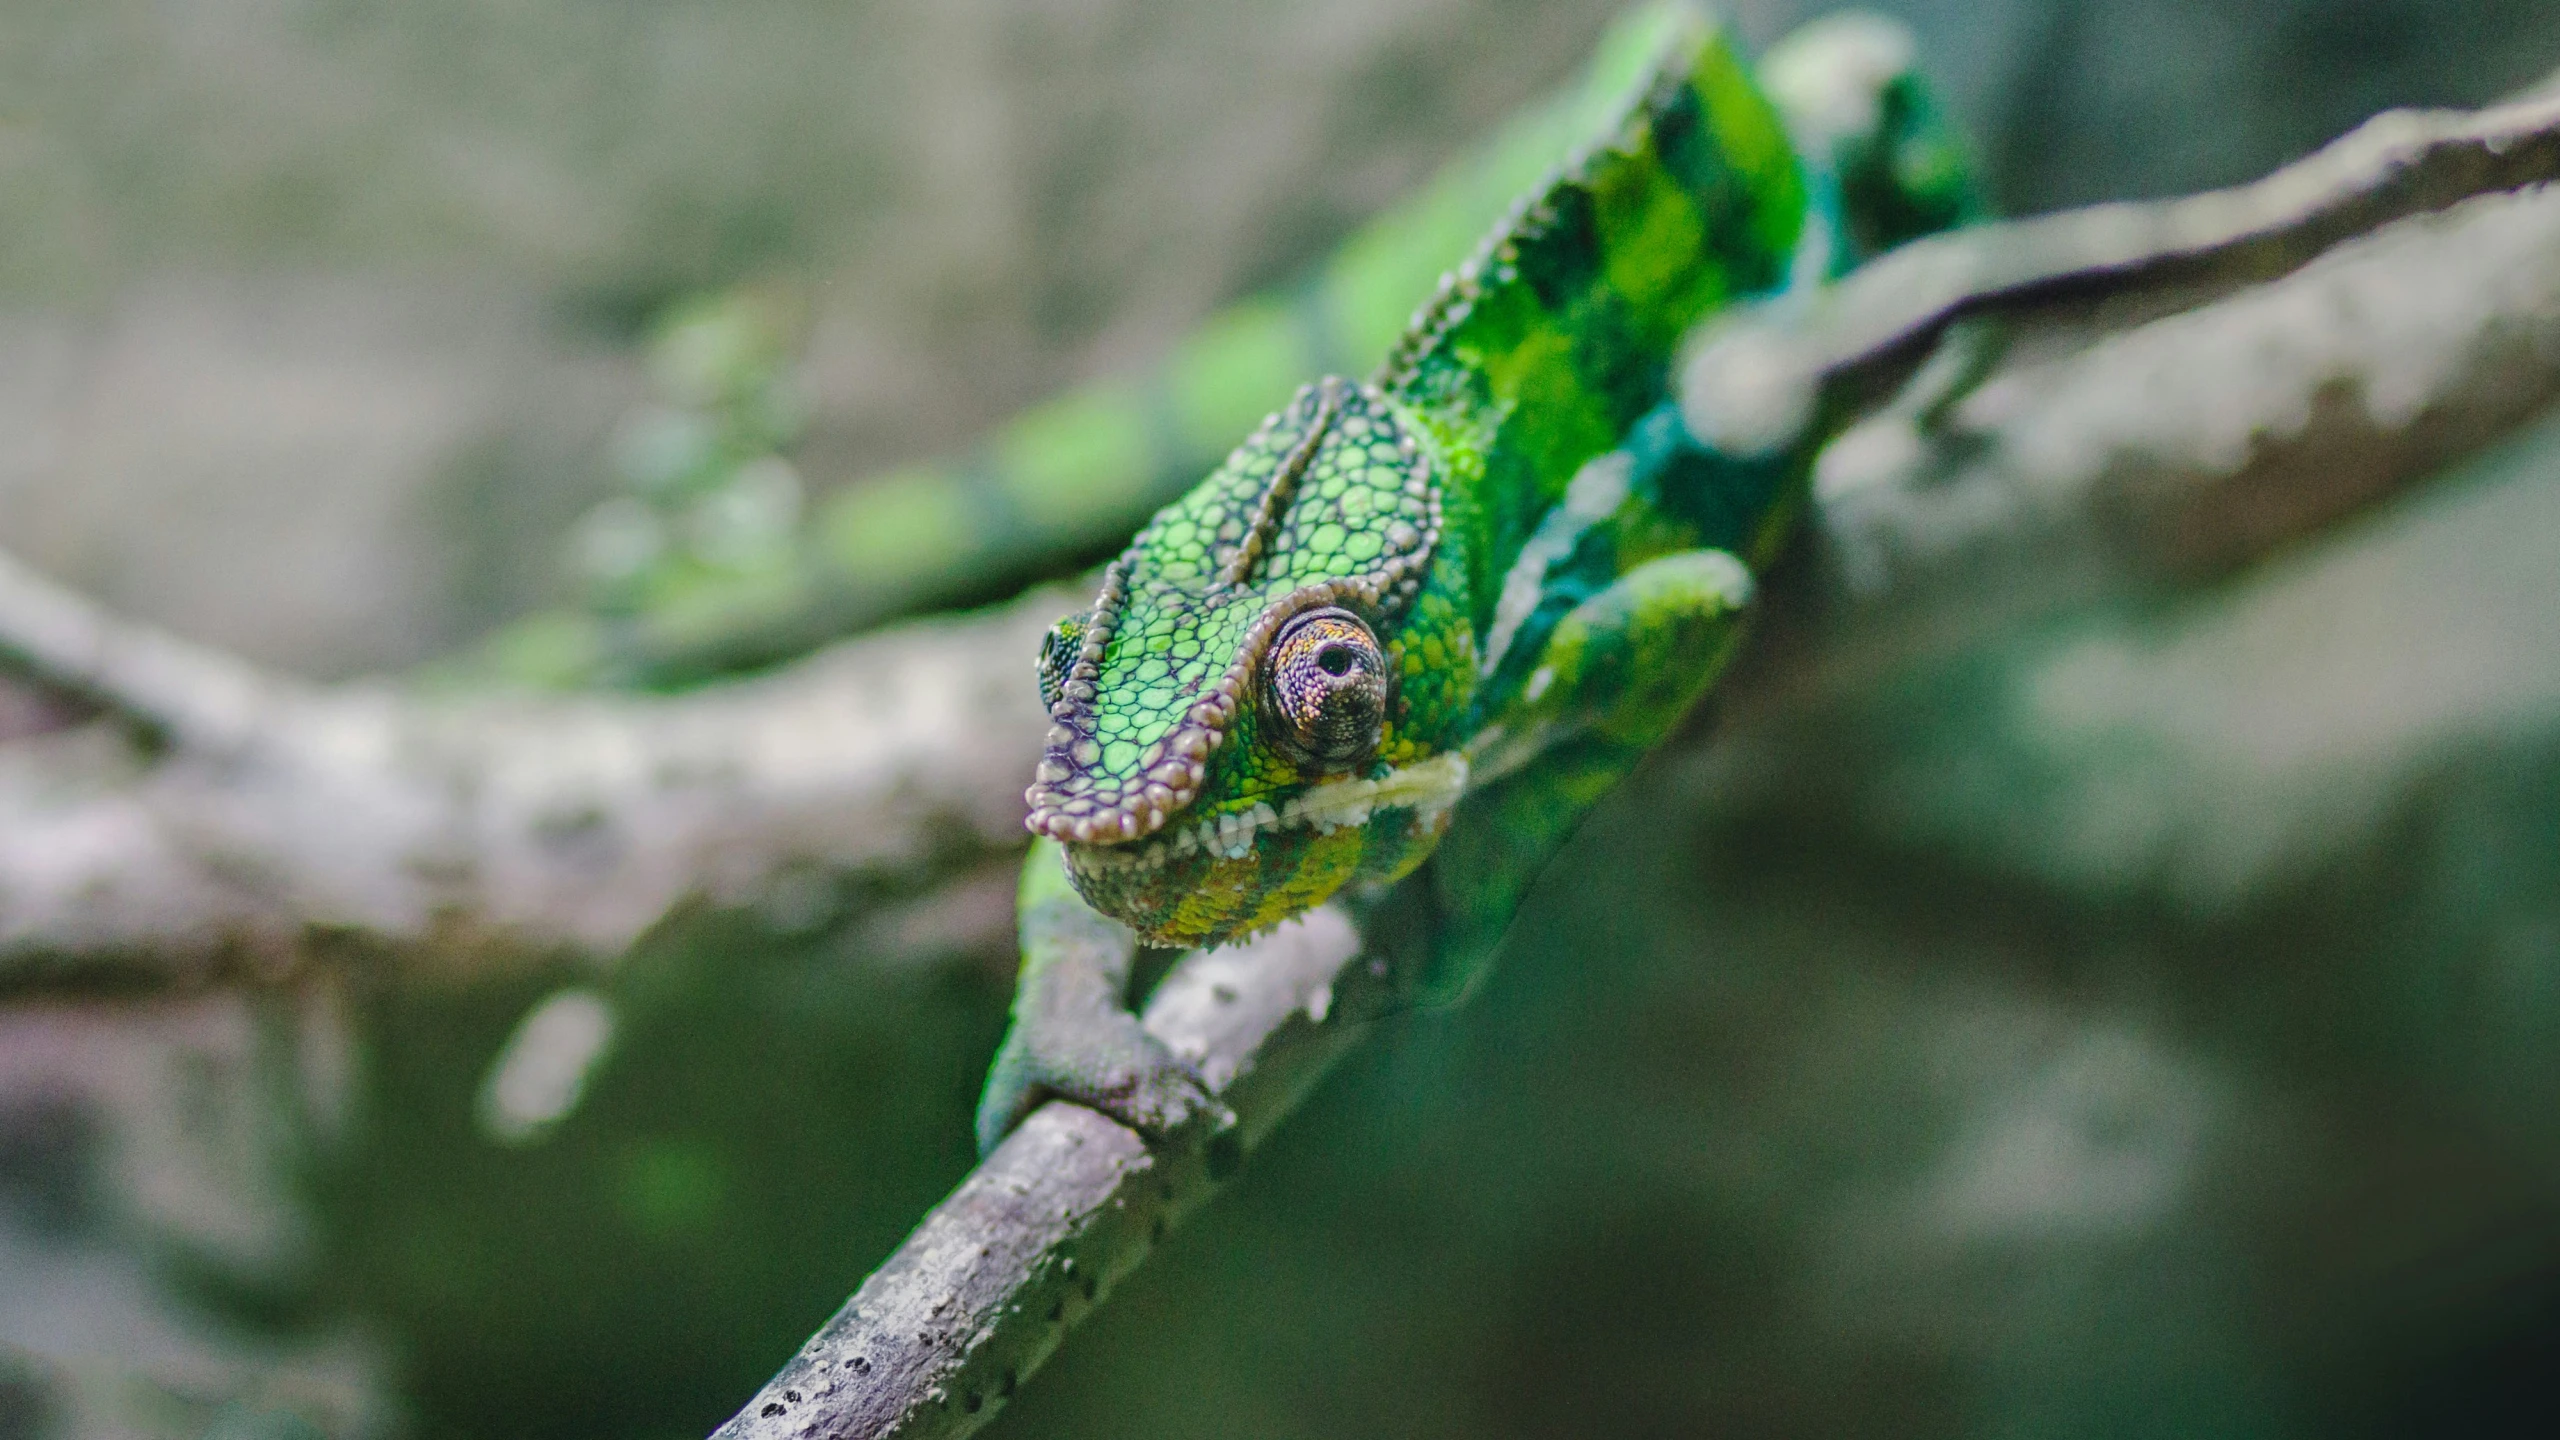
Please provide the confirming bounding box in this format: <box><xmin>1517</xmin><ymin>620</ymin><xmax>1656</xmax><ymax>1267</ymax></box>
<box><xmin>979</xmin><ymin>4</ymin><xmax>1981</xmax><ymax>1152</ymax></box>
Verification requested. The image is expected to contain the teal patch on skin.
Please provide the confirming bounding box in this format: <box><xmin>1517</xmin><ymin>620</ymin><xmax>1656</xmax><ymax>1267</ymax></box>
<box><xmin>1372</xmin><ymin>15</ymin><xmax>1804</xmax><ymax>640</ymax></box>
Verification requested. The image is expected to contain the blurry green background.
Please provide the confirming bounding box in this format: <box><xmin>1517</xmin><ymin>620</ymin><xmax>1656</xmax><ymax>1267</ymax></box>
<box><xmin>5</xmin><ymin>1</ymin><xmax>2560</xmax><ymax>1438</ymax></box>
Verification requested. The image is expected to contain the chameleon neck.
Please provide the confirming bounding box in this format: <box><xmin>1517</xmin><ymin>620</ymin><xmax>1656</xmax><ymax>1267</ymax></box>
<box><xmin>1374</xmin><ymin>3</ymin><xmax>1805</xmax><ymax>638</ymax></box>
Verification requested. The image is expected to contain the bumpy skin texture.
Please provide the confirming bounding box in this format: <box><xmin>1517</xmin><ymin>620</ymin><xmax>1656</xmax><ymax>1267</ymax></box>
<box><xmin>977</xmin><ymin>3</ymin><xmax>1983</xmax><ymax>1154</ymax></box>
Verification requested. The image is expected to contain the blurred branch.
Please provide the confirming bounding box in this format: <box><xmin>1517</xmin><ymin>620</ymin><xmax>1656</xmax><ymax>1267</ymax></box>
<box><xmin>1801</xmin><ymin>179</ymin><xmax>2560</xmax><ymax>635</ymax></box>
<box><xmin>0</xmin><ymin>569</ymin><xmax>1057</xmax><ymax>990</ymax></box>
<box><xmin>1684</xmin><ymin>87</ymin><xmax>2560</xmax><ymax>451</ymax></box>
<box><xmin>0</xmin><ymin>547</ymin><xmax>291</xmax><ymax>754</ymax></box>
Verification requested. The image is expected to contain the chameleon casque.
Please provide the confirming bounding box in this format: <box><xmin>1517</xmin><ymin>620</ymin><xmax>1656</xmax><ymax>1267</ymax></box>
<box><xmin>977</xmin><ymin>4</ymin><xmax>1980</xmax><ymax>1153</ymax></box>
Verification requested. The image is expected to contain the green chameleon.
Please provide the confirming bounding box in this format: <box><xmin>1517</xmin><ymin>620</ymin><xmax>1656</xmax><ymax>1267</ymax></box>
<box><xmin>977</xmin><ymin>3</ymin><xmax>1981</xmax><ymax>1153</ymax></box>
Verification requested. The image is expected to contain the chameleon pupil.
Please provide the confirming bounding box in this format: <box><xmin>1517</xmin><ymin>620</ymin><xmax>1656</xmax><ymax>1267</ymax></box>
<box><xmin>1318</xmin><ymin>647</ymin><xmax>1353</xmax><ymax>676</ymax></box>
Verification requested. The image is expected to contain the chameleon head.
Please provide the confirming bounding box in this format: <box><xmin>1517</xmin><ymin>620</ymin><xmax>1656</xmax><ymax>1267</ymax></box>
<box><xmin>1021</xmin><ymin>378</ymin><xmax>1473</xmax><ymax>948</ymax></box>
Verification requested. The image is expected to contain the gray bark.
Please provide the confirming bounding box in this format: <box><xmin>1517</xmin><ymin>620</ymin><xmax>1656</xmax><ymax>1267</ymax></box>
<box><xmin>0</xmin><ymin>565</ymin><xmax>1056</xmax><ymax>988</ymax></box>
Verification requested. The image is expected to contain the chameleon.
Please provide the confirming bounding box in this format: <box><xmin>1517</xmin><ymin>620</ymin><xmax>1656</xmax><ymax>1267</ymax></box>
<box><xmin>976</xmin><ymin>3</ymin><xmax>1983</xmax><ymax>1154</ymax></box>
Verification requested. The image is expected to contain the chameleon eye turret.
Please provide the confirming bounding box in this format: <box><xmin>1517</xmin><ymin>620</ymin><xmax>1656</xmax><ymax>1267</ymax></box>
<box><xmin>1260</xmin><ymin>606</ymin><xmax>1387</xmax><ymax>774</ymax></box>
<box><xmin>1034</xmin><ymin>615</ymin><xmax>1085</xmax><ymax>712</ymax></box>
<box><xmin>1020</xmin><ymin>377</ymin><xmax>1439</xmax><ymax>852</ymax></box>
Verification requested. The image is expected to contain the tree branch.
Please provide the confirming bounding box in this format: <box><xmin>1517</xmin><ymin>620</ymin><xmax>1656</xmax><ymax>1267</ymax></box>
<box><xmin>0</xmin><ymin>547</ymin><xmax>290</xmax><ymax>754</ymax></box>
<box><xmin>711</xmin><ymin>908</ymin><xmax>1368</xmax><ymax>1440</ymax></box>
<box><xmin>1682</xmin><ymin>88</ymin><xmax>2560</xmax><ymax>455</ymax></box>
<box><xmin>1804</xmin><ymin>180</ymin><xmax>2560</xmax><ymax>616</ymax></box>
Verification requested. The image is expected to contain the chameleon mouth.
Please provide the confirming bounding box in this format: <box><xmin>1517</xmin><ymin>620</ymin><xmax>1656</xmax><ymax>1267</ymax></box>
<box><xmin>1067</xmin><ymin>752</ymin><xmax>1469</xmax><ymax>873</ymax></box>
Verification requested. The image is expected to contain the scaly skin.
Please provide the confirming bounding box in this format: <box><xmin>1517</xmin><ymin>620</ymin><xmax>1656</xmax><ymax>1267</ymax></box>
<box><xmin>977</xmin><ymin>3</ymin><xmax>1984</xmax><ymax>1154</ymax></box>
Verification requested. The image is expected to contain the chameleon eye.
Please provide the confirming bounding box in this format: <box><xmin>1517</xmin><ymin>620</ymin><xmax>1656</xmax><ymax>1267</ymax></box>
<box><xmin>1260</xmin><ymin>607</ymin><xmax>1388</xmax><ymax>774</ymax></box>
<box><xmin>1036</xmin><ymin>615</ymin><xmax>1085</xmax><ymax>712</ymax></box>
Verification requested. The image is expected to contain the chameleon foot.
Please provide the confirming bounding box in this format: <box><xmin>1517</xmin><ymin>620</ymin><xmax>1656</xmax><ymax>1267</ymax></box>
<box><xmin>978</xmin><ymin>840</ymin><xmax>1238</xmax><ymax>1155</ymax></box>
<box><xmin>973</xmin><ymin>1008</ymin><xmax>1231</xmax><ymax>1157</ymax></box>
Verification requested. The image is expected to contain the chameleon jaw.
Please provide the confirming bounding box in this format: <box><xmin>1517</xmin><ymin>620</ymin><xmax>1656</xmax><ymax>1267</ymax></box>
<box><xmin>1056</xmin><ymin>751</ymin><xmax>1471</xmax><ymax>949</ymax></box>
<box><xmin>1068</xmin><ymin>751</ymin><xmax>1470</xmax><ymax>874</ymax></box>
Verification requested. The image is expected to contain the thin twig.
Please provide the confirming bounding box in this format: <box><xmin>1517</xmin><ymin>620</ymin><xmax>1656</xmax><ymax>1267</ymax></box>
<box><xmin>0</xmin><ymin>547</ymin><xmax>294</xmax><ymax>754</ymax></box>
